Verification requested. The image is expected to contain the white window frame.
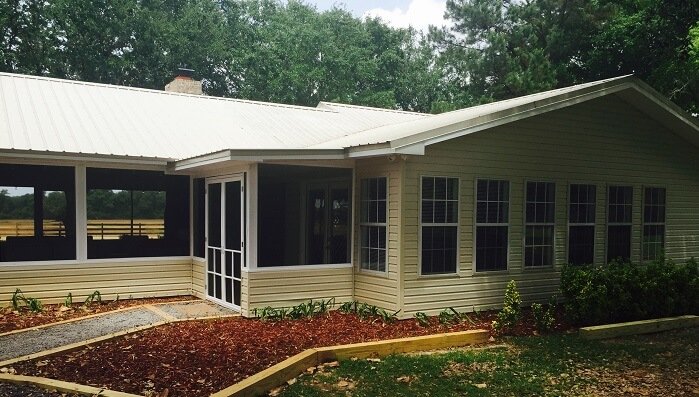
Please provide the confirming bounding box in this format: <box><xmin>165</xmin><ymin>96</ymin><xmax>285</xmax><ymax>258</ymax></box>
<box><xmin>606</xmin><ymin>184</ymin><xmax>634</xmax><ymax>263</ymax></box>
<box><xmin>473</xmin><ymin>178</ymin><xmax>510</xmax><ymax>273</ymax></box>
<box><xmin>523</xmin><ymin>180</ymin><xmax>556</xmax><ymax>269</ymax></box>
<box><xmin>418</xmin><ymin>175</ymin><xmax>460</xmax><ymax>277</ymax></box>
<box><xmin>567</xmin><ymin>183</ymin><xmax>597</xmax><ymax>266</ymax></box>
<box><xmin>641</xmin><ymin>185</ymin><xmax>667</xmax><ymax>262</ymax></box>
<box><xmin>359</xmin><ymin>176</ymin><xmax>389</xmax><ymax>275</ymax></box>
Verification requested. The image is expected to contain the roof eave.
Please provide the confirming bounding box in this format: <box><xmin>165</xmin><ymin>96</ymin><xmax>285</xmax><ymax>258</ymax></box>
<box><xmin>171</xmin><ymin>149</ymin><xmax>348</xmax><ymax>171</ymax></box>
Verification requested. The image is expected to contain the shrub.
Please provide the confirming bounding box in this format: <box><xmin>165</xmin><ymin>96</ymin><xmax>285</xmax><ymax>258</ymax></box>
<box><xmin>493</xmin><ymin>280</ymin><xmax>521</xmax><ymax>332</ymax></box>
<box><xmin>414</xmin><ymin>312</ymin><xmax>430</xmax><ymax>327</ymax></box>
<box><xmin>561</xmin><ymin>259</ymin><xmax>699</xmax><ymax>326</ymax></box>
<box><xmin>531</xmin><ymin>297</ymin><xmax>556</xmax><ymax>332</ymax></box>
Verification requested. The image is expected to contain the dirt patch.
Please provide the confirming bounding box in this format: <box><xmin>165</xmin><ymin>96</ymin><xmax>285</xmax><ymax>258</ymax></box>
<box><xmin>0</xmin><ymin>296</ymin><xmax>196</xmax><ymax>333</ymax></box>
<box><xmin>11</xmin><ymin>311</ymin><xmax>498</xmax><ymax>397</ymax></box>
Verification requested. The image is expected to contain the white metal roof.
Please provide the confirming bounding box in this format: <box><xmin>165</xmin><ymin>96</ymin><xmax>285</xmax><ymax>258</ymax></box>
<box><xmin>1</xmin><ymin>72</ymin><xmax>697</xmax><ymax>167</ymax></box>
<box><xmin>0</xmin><ymin>72</ymin><xmax>429</xmax><ymax>161</ymax></box>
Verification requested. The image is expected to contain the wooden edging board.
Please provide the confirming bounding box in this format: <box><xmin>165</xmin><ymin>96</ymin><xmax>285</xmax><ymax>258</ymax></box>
<box><xmin>0</xmin><ymin>373</ymin><xmax>142</xmax><ymax>397</ymax></box>
<box><xmin>579</xmin><ymin>315</ymin><xmax>699</xmax><ymax>340</ymax></box>
<box><xmin>0</xmin><ymin>299</ymin><xmax>202</xmax><ymax>338</ymax></box>
<box><xmin>211</xmin><ymin>329</ymin><xmax>490</xmax><ymax>397</ymax></box>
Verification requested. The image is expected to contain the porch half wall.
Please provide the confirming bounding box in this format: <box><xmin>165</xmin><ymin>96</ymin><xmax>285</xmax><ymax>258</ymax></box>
<box><xmin>0</xmin><ymin>258</ymin><xmax>193</xmax><ymax>306</ymax></box>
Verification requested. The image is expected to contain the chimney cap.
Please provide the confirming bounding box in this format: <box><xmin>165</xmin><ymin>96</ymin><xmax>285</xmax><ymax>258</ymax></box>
<box><xmin>175</xmin><ymin>67</ymin><xmax>195</xmax><ymax>79</ymax></box>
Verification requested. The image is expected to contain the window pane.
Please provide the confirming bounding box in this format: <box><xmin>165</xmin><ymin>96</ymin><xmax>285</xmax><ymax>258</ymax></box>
<box><xmin>193</xmin><ymin>178</ymin><xmax>206</xmax><ymax>258</ymax></box>
<box><xmin>86</xmin><ymin>168</ymin><xmax>190</xmax><ymax>259</ymax></box>
<box><xmin>607</xmin><ymin>225</ymin><xmax>631</xmax><ymax>262</ymax></box>
<box><xmin>608</xmin><ymin>186</ymin><xmax>632</xmax><ymax>223</ymax></box>
<box><xmin>0</xmin><ymin>164</ymin><xmax>76</xmax><ymax>262</ymax></box>
<box><xmin>642</xmin><ymin>225</ymin><xmax>665</xmax><ymax>261</ymax></box>
<box><xmin>569</xmin><ymin>225</ymin><xmax>595</xmax><ymax>265</ymax></box>
<box><xmin>421</xmin><ymin>226</ymin><xmax>457</xmax><ymax>274</ymax></box>
<box><xmin>524</xmin><ymin>225</ymin><xmax>554</xmax><ymax>267</ymax></box>
<box><xmin>475</xmin><ymin>225</ymin><xmax>508</xmax><ymax>271</ymax></box>
<box><xmin>525</xmin><ymin>182</ymin><xmax>555</xmax><ymax>267</ymax></box>
<box><xmin>360</xmin><ymin>225</ymin><xmax>386</xmax><ymax>271</ymax></box>
<box><xmin>476</xmin><ymin>179</ymin><xmax>509</xmax><ymax>225</ymax></box>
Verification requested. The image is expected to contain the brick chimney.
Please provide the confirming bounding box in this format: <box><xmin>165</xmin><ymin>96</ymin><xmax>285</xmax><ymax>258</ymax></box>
<box><xmin>164</xmin><ymin>68</ymin><xmax>203</xmax><ymax>95</ymax></box>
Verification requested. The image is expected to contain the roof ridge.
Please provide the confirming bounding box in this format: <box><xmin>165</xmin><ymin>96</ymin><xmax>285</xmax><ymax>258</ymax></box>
<box><xmin>0</xmin><ymin>72</ymin><xmax>337</xmax><ymax>114</ymax></box>
<box><xmin>317</xmin><ymin>101</ymin><xmax>430</xmax><ymax>116</ymax></box>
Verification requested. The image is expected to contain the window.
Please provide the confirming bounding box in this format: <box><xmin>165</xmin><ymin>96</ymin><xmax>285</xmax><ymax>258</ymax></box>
<box><xmin>524</xmin><ymin>182</ymin><xmax>555</xmax><ymax>267</ymax></box>
<box><xmin>0</xmin><ymin>164</ymin><xmax>76</xmax><ymax>262</ymax></box>
<box><xmin>257</xmin><ymin>164</ymin><xmax>351</xmax><ymax>267</ymax></box>
<box><xmin>86</xmin><ymin>168</ymin><xmax>190</xmax><ymax>259</ymax></box>
<box><xmin>642</xmin><ymin>187</ymin><xmax>666</xmax><ymax>261</ymax></box>
<box><xmin>568</xmin><ymin>184</ymin><xmax>596</xmax><ymax>265</ymax></box>
<box><xmin>607</xmin><ymin>185</ymin><xmax>633</xmax><ymax>262</ymax></box>
<box><xmin>475</xmin><ymin>179</ymin><xmax>509</xmax><ymax>272</ymax></box>
<box><xmin>360</xmin><ymin>177</ymin><xmax>387</xmax><ymax>272</ymax></box>
<box><xmin>421</xmin><ymin>176</ymin><xmax>458</xmax><ymax>275</ymax></box>
<box><xmin>192</xmin><ymin>178</ymin><xmax>206</xmax><ymax>258</ymax></box>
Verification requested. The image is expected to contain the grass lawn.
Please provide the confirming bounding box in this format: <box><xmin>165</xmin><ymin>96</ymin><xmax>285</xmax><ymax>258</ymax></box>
<box><xmin>279</xmin><ymin>328</ymin><xmax>699</xmax><ymax>396</ymax></box>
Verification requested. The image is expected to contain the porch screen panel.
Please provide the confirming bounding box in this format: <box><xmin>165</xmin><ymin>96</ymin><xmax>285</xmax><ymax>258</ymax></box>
<box><xmin>421</xmin><ymin>176</ymin><xmax>459</xmax><ymax>275</ymax></box>
<box><xmin>642</xmin><ymin>187</ymin><xmax>666</xmax><ymax>261</ymax></box>
<box><xmin>0</xmin><ymin>164</ymin><xmax>76</xmax><ymax>262</ymax></box>
<box><xmin>86</xmin><ymin>168</ymin><xmax>190</xmax><ymax>259</ymax></box>
<box><xmin>475</xmin><ymin>179</ymin><xmax>509</xmax><ymax>272</ymax></box>
<box><xmin>360</xmin><ymin>177</ymin><xmax>387</xmax><ymax>272</ymax></box>
<box><xmin>607</xmin><ymin>185</ymin><xmax>633</xmax><ymax>263</ymax></box>
<box><xmin>192</xmin><ymin>178</ymin><xmax>206</xmax><ymax>258</ymax></box>
<box><xmin>568</xmin><ymin>184</ymin><xmax>596</xmax><ymax>265</ymax></box>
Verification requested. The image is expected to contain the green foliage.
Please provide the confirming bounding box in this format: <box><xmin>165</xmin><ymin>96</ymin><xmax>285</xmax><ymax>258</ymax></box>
<box><xmin>414</xmin><ymin>312</ymin><xmax>430</xmax><ymax>327</ymax></box>
<box><xmin>531</xmin><ymin>296</ymin><xmax>557</xmax><ymax>333</ymax></box>
<box><xmin>253</xmin><ymin>298</ymin><xmax>335</xmax><ymax>321</ymax></box>
<box><xmin>337</xmin><ymin>300</ymin><xmax>400</xmax><ymax>323</ymax></box>
<box><xmin>560</xmin><ymin>259</ymin><xmax>699</xmax><ymax>326</ymax></box>
<box><xmin>493</xmin><ymin>280</ymin><xmax>522</xmax><ymax>333</ymax></box>
<box><xmin>438</xmin><ymin>307</ymin><xmax>461</xmax><ymax>325</ymax></box>
<box><xmin>64</xmin><ymin>292</ymin><xmax>73</xmax><ymax>307</ymax></box>
<box><xmin>84</xmin><ymin>290</ymin><xmax>102</xmax><ymax>306</ymax></box>
<box><xmin>11</xmin><ymin>289</ymin><xmax>43</xmax><ymax>312</ymax></box>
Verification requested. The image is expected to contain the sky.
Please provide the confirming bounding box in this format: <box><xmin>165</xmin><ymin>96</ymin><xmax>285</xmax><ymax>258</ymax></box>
<box><xmin>309</xmin><ymin>0</ymin><xmax>450</xmax><ymax>32</ymax></box>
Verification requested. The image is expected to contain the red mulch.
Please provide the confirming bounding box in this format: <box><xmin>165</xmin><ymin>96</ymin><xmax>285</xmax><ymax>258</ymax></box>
<box><xmin>12</xmin><ymin>309</ymin><xmax>572</xmax><ymax>397</ymax></box>
<box><xmin>0</xmin><ymin>296</ymin><xmax>196</xmax><ymax>333</ymax></box>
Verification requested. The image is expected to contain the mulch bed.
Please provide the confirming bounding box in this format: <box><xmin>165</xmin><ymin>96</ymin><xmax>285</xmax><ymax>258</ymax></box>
<box><xmin>11</xmin><ymin>309</ymin><xmax>571</xmax><ymax>397</ymax></box>
<box><xmin>0</xmin><ymin>382</ymin><xmax>80</xmax><ymax>397</ymax></box>
<box><xmin>0</xmin><ymin>296</ymin><xmax>196</xmax><ymax>333</ymax></box>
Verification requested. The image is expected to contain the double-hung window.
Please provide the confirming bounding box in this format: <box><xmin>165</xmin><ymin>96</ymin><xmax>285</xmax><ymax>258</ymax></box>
<box><xmin>360</xmin><ymin>177</ymin><xmax>387</xmax><ymax>272</ymax></box>
<box><xmin>420</xmin><ymin>176</ymin><xmax>458</xmax><ymax>275</ymax></box>
<box><xmin>568</xmin><ymin>184</ymin><xmax>596</xmax><ymax>265</ymax></box>
<box><xmin>642</xmin><ymin>187</ymin><xmax>666</xmax><ymax>261</ymax></box>
<box><xmin>607</xmin><ymin>185</ymin><xmax>633</xmax><ymax>262</ymax></box>
<box><xmin>524</xmin><ymin>182</ymin><xmax>555</xmax><ymax>267</ymax></box>
<box><xmin>475</xmin><ymin>179</ymin><xmax>509</xmax><ymax>272</ymax></box>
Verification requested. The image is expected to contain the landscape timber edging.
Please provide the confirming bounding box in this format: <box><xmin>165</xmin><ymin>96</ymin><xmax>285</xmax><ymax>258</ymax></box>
<box><xmin>579</xmin><ymin>315</ymin><xmax>699</xmax><ymax>340</ymax></box>
<box><xmin>210</xmin><ymin>329</ymin><xmax>490</xmax><ymax>397</ymax></box>
<box><xmin>0</xmin><ymin>373</ymin><xmax>143</xmax><ymax>397</ymax></box>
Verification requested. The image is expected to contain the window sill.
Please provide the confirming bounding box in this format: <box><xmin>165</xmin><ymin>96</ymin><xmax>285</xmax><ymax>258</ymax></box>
<box><xmin>522</xmin><ymin>265</ymin><xmax>556</xmax><ymax>272</ymax></box>
<box><xmin>357</xmin><ymin>268</ymin><xmax>389</xmax><ymax>277</ymax></box>
<box><xmin>471</xmin><ymin>269</ymin><xmax>510</xmax><ymax>277</ymax></box>
<box><xmin>244</xmin><ymin>263</ymin><xmax>352</xmax><ymax>272</ymax></box>
<box><xmin>417</xmin><ymin>272</ymin><xmax>460</xmax><ymax>279</ymax></box>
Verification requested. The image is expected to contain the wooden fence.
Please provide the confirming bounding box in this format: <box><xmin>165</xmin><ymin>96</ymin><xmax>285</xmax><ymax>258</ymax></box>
<box><xmin>0</xmin><ymin>220</ymin><xmax>165</xmax><ymax>240</ymax></box>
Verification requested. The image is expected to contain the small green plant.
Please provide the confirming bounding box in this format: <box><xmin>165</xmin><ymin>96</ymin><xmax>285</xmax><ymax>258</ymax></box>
<box><xmin>84</xmin><ymin>290</ymin><xmax>102</xmax><ymax>306</ymax></box>
<box><xmin>253</xmin><ymin>306</ymin><xmax>289</xmax><ymax>321</ymax></box>
<box><xmin>377</xmin><ymin>308</ymin><xmax>401</xmax><ymax>323</ymax></box>
<box><xmin>11</xmin><ymin>289</ymin><xmax>43</xmax><ymax>312</ymax></box>
<box><xmin>336</xmin><ymin>300</ymin><xmax>398</xmax><ymax>323</ymax></box>
<box><xmin>339</xmin><ymin>300</ymin><xmax>358</xmax><ymax>313</ymax></box>
<box><xmin>414</xmin><ymin>312</ymin><xmax>430</xmax><ymax>327</ymax></box>
<box><xmin>254</xmin><ymin>298</ymin><xmax>336</xmax><ymax>321</ymax></box>
<box><xmin>438</xmin><ymin>307</ymin><xmax>462</xmax><ymax>325</ymax></box>
<box><xmin>64</xmin><ymin>292</ymin><xmax>73</xmax><ymax>307</ymax></box>
<box><xmin>531</xmin><ymin>298</ymin><xmax>557</xmax><ymax>333</ymax></box>
<box><xmin>493</xmin><ymin>280</ymin><xmax>521</xmax><ymax>333</ymax></box>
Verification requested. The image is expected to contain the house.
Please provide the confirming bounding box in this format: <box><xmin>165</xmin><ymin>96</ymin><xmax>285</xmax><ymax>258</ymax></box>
<box><xmin>1</xmin><ymin>72</ymin><xmax>698</xmax><ymax>318</ymax></box>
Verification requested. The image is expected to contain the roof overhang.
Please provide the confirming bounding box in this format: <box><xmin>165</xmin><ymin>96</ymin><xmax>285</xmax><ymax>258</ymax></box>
<box><xmin>0</xmin><ymin>149</ymin><xmax>172</xmax><ymax>168</ymax></box>
<box><xmin>171</xmin><ymin>148</ymin><xmax>348</xmax><ymax>171</ymax></box>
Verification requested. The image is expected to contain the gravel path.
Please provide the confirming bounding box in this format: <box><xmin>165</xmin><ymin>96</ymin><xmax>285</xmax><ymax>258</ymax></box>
<box><xmin>0</xmin><ymin>382</ymin><xmax>80</xmax><ymax>396</ymax></box>
<box><xmin>157</xmin><ymin>301</ymin><xmax>236</xmax><ymax>319</ymax></box>
<box><xmin>0</xmin><ymin>308</ymin><xmax>162</xmax><ymax>361</ymax></box>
